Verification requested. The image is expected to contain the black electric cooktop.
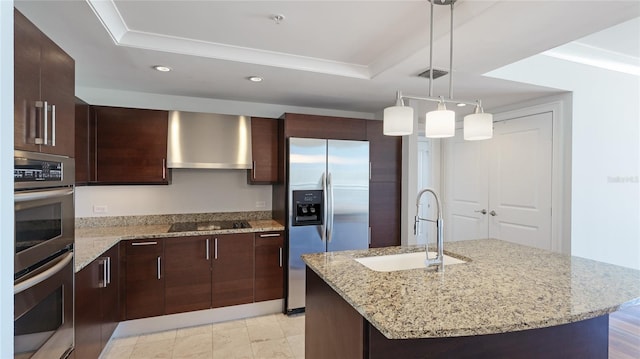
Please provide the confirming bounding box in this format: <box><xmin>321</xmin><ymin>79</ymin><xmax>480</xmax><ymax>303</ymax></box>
<box><xmin>168</xmin><ymin>220</ymin><xmax>251</xmax><ymax>233</ymax></box>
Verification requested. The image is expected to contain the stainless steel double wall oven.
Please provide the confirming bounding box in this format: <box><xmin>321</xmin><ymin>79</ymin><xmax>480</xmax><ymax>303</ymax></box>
<box><xmin>14</xmin><ymin>150</ymin><xmax>75</xmax><ymax>359</ymax></box>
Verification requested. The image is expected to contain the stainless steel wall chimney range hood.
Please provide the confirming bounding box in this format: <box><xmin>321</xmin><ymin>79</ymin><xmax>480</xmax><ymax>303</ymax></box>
<box><xmin>167</xmin><ymin>111</ymin><xmax>252</xmax><ymax>169</ymax></box>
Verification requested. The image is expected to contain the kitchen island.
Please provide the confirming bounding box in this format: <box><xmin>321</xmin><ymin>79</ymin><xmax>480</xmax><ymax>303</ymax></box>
<box><xmin>302</xmin><ymin>239</ymin><xmax>640</xmax><ymax>358</ymax></box>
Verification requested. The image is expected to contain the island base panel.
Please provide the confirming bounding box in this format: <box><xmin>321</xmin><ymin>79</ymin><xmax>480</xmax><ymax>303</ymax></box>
<box><xmin>306</xmin><ymin>266</ymin><xmax>609</xmax><ymax>359</ymax></box>
<box><xmin>306</xmin><ymin>267</ymin><xmax>365</xmax><ymax>359</ymax></box>
<box><xmin>368</xmin><ymin>315</ymin><xmax>608</xmax><ymax>359</ymax></box>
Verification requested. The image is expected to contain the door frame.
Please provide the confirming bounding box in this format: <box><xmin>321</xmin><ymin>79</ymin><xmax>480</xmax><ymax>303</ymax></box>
<box><xmin>457</xmin><ymin>98</ymin><xmax>571</xmax><ymax>254</ymax></box>
<box><xmin>401</xmin><ymin>95</ymin><xmax>571</xmax><ymax>253</ymax></box>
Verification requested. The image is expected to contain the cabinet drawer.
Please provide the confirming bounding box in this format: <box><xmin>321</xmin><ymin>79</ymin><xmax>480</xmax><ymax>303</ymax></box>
<box><xmin>256</xmin><ymin>232</ymin><xmax>283</xmax><ymax>240</ymax></box>
<box><xmin>124</xmin><ymin>239</ymin><xmax>163</xmax><ymax>255</ymax></box>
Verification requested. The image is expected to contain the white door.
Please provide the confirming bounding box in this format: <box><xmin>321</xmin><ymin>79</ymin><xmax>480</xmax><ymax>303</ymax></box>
<box><xmin>443</xmin><ymin>112</ymin><xmax>553</xmax><ymax>250</ymax></box>
<box><xmin>443</xmin><ymin>133</ymin><xmax>489</xmax><ymax>242</ymax></box>
<box><xmin>417</xmin><ymin>139</ymin><xmax>435</xmax><ymax>245</ymax></box>
<box><xmin>488</xmin><ymin>113</ymin><xmax>553</xmax><ymax>249</ymax></box>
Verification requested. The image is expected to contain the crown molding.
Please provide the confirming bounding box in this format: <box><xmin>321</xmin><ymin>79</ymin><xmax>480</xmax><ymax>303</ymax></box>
<box><xmin>542</xmin><ymin>41</ymin><xmax>640</xmax><ymax>76</ymax></box>
<box><xmin>85</xmin><ymin>0</ymin><xmax>371</xmax><ymax>79</ymax></box>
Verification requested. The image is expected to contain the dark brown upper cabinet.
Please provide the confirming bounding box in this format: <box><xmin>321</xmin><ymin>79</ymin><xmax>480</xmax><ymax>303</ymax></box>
<box><xmin>248</xmin><ymin>117</ymin><xmax>280</xmax><ymax>184</ymax></box>
<box><xmin>76</xmin><ymin>105</ymin><xmax>169</xmax><ymax>185</ymax></box>
<box><xmin>14</xmin><ymin>9</ymin><xmax>75</xmax><ymax>157</ymax></box>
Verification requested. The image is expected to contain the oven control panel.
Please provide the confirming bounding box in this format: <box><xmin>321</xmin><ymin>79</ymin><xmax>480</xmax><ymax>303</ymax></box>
<box><xmin>14</xmin><ymin>151</ymin><xmax>74</xmax><ymax>189</ymax></box>
<box><xmin>14</xmin><ymin>160</ymin><xmax>63</xmax><ymax>182</ymax></box>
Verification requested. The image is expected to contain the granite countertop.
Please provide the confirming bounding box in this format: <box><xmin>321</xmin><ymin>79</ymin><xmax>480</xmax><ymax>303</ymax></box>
<box><xmin>75</xmin><ymin>219</ymin><xmax>284</xmax><ymax>272</ymax></box>
<box><xmin>302</xmin><ymin>239</ymin><xmax>640</xmax><ymax>340</ymax></box>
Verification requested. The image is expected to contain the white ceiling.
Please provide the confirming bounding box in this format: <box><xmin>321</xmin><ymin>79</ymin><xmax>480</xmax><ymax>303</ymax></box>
<box><xmin>14</xmin><ymin>0</ymin><xmax>640</xmax><ymax>116</ymax></box>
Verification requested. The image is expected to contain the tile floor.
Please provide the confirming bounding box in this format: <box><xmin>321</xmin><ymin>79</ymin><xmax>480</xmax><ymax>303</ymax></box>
<box><xmin>100</xmin><ymin>313</ymin><xmax>305</xmax><ymax>359</ymax></box>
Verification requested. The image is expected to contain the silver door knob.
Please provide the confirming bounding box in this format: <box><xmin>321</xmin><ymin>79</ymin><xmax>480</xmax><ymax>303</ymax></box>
<box><xmin>474</xmin><ymin>209</ymin><xmax>487</xmax><ymax>215</ymax></box>
<box><xmin>489</xmin><ymin>210</ymin><xmax>497</xmax><ymax>216</ymax></box>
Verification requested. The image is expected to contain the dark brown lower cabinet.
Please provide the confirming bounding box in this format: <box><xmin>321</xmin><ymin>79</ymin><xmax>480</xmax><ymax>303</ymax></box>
<box><xmin>120</xmin><ymin>232</ymin><xmax>283</xmax><ymax>320</ymax></box>
<box><xmin>124</xmin><ymin>239</ymin><xmax>164</xmax><ymax>320</ymax></box>
<box><xmin>254</xmin><ymin>231</ymin><xmax>284</xmax><ymax>302</ymax></box>
<box><xmin>75</xmin><ymin>245</ymin><xmax>119</xmax><ymax>359</ymax></box>
<box><xmin>164</xmin><ymin>236</ymin><xmax>212</xmax><ymax>314</ymax></box>
<box><xmin>212</xmin><ymin>233</ymin><xmax>254</xmax><ymax>308</ymax></box>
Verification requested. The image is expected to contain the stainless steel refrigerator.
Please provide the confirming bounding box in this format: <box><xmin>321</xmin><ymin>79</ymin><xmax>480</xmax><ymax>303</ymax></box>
<box><xmin>287</xmin><ymin>137</ymin><xmax>370</xmax><ymax>313</ymax></box>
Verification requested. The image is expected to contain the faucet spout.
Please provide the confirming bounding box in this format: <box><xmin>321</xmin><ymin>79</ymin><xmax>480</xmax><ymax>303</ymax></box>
<box><xmin>415</xmin><ymin>188</ymin><xmax>444</xmax><ymax>268</ymax></box>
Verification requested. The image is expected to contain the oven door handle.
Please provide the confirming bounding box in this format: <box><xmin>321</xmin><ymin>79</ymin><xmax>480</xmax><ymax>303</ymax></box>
<box><xmin>14</xmin><ymin>251</ymin><xmax>73</xmax><ymax>295</ymax></box>
<box><xmin>14</xmin><ymin>188</ymin><xmax>74</xmax><ymax>203</ymax></box>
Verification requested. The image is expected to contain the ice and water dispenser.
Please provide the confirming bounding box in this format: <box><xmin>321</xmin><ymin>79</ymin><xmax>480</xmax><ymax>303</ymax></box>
<box><xmin>292</xmin><ymin>190</ymin><xmax>323</xmax><ymax>226</ymax></box>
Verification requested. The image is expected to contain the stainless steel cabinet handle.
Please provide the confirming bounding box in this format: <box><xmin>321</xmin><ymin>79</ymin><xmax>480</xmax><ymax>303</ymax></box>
<box><xmin>102</xmin><ymin>258</ymin><xmax>109</xmax><ymax>288</ymax></box>
<box><xmin>34</xmin><ymin>101</ymin><xmax>44</xmax><ymax>144</ymax></box>
<box><xmin>51</xmin><ymin>104</ymin><xmax>56</xmax><ymax>146</ymax></box>
<box><xmin>474</xmin><ymin>209</ymin><xmax>487</xmax><ymax>215</ymax></box>
<box><xmin>162</xmin><ymin>159</ymin><xmax>166</xmax><ymax>180</ymax></box>
<box><xmin>259</xmin><ymin>233</ymin><xmax>281</xmax><ymax>238</ymax></box>
<box><xmin>206</xmin><ymin>238</ymin><xmax>210</xmax><ymax>260</ymax></box>
<box><xmin>106</xmin><ymin>256</ymin><xmax>111</xmax><ymax>285</ymax></box>
<box><xmin>279</xmin><ymin>247</ymin><xmax>283</xmax><ymax>268</ymax></box>
<box><xmin>490</xmin><ymin>210</ymin><xmax>497</xmax><ymax>216</ymax></box>
<box><xmin>94</xmin><ymin>112</ymin><xmax>98</xmax><ymax>180</ymax></box>
<box><xmin>101</xmin><ymin>258</ymin><xmax>108</xmax><ymax>288</ymax></box>
<box><xmin>157</xmin><ymin>256</ymin><xmax>161</xmax><ymax>280</ymax></box>
<box><xmin>214</xmin><ymin>238</ymin><xmax>218</xmax><ymax>259</ymax></box>
<box><xmin>43</xmin><ymin>101</ymin><xmax>49</xmax><ymax>145</ymax></box>
<box><xmin>253</xmin><ymin>161</ymin><xmax>256</xmax><ymax>179</ymax></box>
<box><xmin>131</xmin><ymin>241</ymin><xmax>157</xmax><ymax>246</ymax></box>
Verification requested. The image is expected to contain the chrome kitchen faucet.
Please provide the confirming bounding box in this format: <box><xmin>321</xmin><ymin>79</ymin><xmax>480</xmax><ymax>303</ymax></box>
<box><xmin>415</xmin><ymin>188</ymin><xmax>444</xmax><ymax>268</ymax></box>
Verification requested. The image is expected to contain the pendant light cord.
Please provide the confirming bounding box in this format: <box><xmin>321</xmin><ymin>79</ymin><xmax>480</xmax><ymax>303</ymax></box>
<box><xmin>429</xmin><ymin>0</ymin><xmax>455</xmax><ymax>99</ymax></box>
<box><xmin>428</xmin><ymin>0</ymin><xmax>434</xmax><ymax>98</ymax></box>
<box><xmin>449</xmin><ymin>2</ymin><xmax>454</xmax><ymax>100</ymax></box>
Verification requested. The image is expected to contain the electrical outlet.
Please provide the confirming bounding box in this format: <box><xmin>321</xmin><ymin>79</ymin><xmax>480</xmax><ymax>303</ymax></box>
<box><xmin>93</xmin><ymin>205</ymin><xmax>108</xmax><ymax>214</ymax></box>
<box><xmin>255</xmin><ymin>201</ymin><xmax>266</xmax><ymax>209</ymax></box>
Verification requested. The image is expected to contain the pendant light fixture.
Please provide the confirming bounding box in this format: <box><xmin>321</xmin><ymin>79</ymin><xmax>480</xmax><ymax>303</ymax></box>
<box><xmin>463</xmin><ymin>101</ymin><xmax>493</xmax><ymax>140</ymax></box>
<box><xmin>425</xmin><ymin>98</ymin><xmax>455</xmax><ymax>137</ymax></box>
<box><xmin>383</xmin><ymin>91</ymin><xmax>414</xmax><ymax>136</ymax></box>
<box><xmin>382</xmin><ymin>0</ymin><xmax>493</xmax><ymax>140</ymax></box>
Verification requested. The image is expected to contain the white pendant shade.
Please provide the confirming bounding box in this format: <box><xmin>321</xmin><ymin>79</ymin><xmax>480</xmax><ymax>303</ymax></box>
<box><xmin>425</xmin><ymin>108</ymin><xmax>455</xmax><ymax>138</ymax></box>
<box><xmin>463</xmin><ymin>112</ymin><xmax>493</xmax><ymax>140</ymax></box>
<box><xmin>383</xmin><ymin>105</ymin><xmax>414</xmax><ymax>136</ymax></box>
<box><xmin>384</xmin><ymin>2</ymin><xmax>492</xmax><ymax>141</ymax></box>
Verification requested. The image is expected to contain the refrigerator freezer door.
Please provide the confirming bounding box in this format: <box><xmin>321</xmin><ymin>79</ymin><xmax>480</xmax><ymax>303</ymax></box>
<box><xmin>326</xmin><ymin>140</ymin><xmax>370</xmax><ymax>252</ymax></box>
<box><xmin>287</xmin><ymin>138</ymin><xmax>327</xmax><ymax>312</ymax></box>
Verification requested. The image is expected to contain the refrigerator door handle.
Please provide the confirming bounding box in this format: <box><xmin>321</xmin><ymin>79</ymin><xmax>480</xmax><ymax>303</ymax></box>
<box><xmin>327</xmin><ymin>172</ymin><xmax>334</xmax><ymax>243</ymax></box>
<box><xmin>321</xmin><ymin>172</ymin><xmax>328</xmax><ymax>243</ymax></box>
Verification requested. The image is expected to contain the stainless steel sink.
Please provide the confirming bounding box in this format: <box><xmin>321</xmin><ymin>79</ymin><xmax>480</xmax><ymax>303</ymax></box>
<box><xmin>355</xmin><ymin>251</ymin><xmax>466</xmax><ymax>272</ymax></box>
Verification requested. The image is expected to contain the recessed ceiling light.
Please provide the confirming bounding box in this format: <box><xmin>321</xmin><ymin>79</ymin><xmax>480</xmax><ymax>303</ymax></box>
<box><xmin>153</xmin><ymin>65</ymin><xmax>172</xmax><ymax>72</ymax></box>
<box><xmin>248</xmin><ymin>76</ymin><xmax>263</xmax><ymax>82</ymax></box>
<box><xmin>271</xmin><ymin>14</ymin><xmax>285</xmax><ymax>24</ymax></box>
<box><xmin>456</xmin><ymin>103</ymin><xmax>467</xmax><ymax>107</ymax></box>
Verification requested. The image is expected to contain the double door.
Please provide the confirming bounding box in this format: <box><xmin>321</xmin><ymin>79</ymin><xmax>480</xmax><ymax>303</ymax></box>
<box><xmin>443</xmin><ymin>112</ymin><xmax>553</xmax><ymax>250</ymax></box>
<box><xmin>287</xmin><ymin>138</ymin><xmax>370</xmax><ymax>312</ymax></box>
<box><xmin>14</xmin><ymin>9</ymin><xmax>75</xmax><ymax>157</ymax></box>
<box><xmin>163</xmin><ymin>233</ymin><xmax>254</xmax><ymax>313</ymax></box>
<box><xmin>78</xmin><ymin>106</ymin><xmax>169</xmax><ymax>185</ymax></box>
<box><xmin>125</xmin><ymin>234</ymin><xmax>255</xmax><ymax>319</ymax></box>
<box><xmin>75</xmin><ymin>246</ymin><xmax>119</xmax><ymax>359</ymax></box>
